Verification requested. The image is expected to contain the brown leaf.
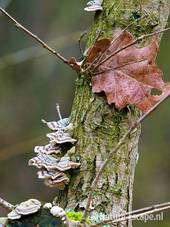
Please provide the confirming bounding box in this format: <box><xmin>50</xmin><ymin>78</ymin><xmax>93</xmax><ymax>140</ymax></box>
<box><xmin>86</xmin><ymin>38</ymin><xmax>111</xmax><ymax>63</ymax></box>
<box><xmin>90</xmin><ymin>31</ymin><xmax>169</xmax><ymax>112</ymax></box>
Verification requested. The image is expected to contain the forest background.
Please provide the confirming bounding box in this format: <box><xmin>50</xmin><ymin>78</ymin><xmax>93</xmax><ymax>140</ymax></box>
<box><xmin>0</xmin><ymin>1</ymin><xmax>169</xmax><ymax>226</ymax></box>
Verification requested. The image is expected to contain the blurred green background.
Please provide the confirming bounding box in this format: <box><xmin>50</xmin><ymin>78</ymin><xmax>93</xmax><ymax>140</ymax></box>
<box><xmin>0</xmin><ymin>1</ymin><xmax>169</xmax><ymax>226</ymax></box>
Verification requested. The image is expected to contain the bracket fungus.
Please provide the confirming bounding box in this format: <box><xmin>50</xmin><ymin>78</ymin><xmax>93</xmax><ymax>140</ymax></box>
<box><xmin>7</xmin><ymin>210</ymin><xmax>21</xmax><ymax>220</ymax></box>
<box><xmin>37</xmin><ymin>169</ymin><xmax>65</xmax><ymax>180</ymax></box>
<box><xmin>42</xmin><ymin>118</ymin><xmax>70</xmax><ymax>131</ymax></box>
<box><xmin>7</xmin><ymin>199</ymin><xmax>41</xmax><ymax>221</ymax></box>
<box><xmin>37</xmin><ymin>169</ymin><xmax>69</xmax><ymax>189</ymax></box>
<box><xmin>34</xmin><ymin>144</ymin><xmax>61</xmax><ymax>155</ymax></box>
<box><xmin>15</xmin><ymin>199</ymin><xmax>41</xmax><ymax>215</ymax></box>
<box><xmin>46</xmin><ymin>131</ymin><xmax>77</xmax><ymax>144</ymax></box>
<box><xmin>29</xmin><ymin>153</ymin><xmax>60</xmax><ymax>170</ymax></box>
<box><xmin>44</xmin><ymin>176</ymin><xmax>70</xmax><ymax>189</ymax></box>
<box><xmin>29</xmin><ymin>106</ymin><xmax>80</xmax><ymax>189</ymax></box>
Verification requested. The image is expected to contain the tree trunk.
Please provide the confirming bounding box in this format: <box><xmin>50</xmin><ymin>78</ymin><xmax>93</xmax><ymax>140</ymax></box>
<box><xmin>55</xmin><ymin>0</ymin><xmax>169</xmax><ymax>226</ymax></box>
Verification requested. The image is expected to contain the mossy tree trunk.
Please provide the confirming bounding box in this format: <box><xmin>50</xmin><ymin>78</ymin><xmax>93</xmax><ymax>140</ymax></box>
<box><xmin>54</xmin><ymin>1</ymin><xmax>169</xmax><ymax>226</ymax></box>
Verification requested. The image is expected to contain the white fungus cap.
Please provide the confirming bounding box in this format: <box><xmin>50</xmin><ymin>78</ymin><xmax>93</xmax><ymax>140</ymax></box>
<box><xmin>7</xmin><ymin>210</ymin><xmax>21</xmax><ymax>220</ymax></box>
<box><xmin>50</xmin><ymin>206</ymin><xmax>66</xmax><ymax>217</ymax></box>
<box><xmin>15</xmin><ymin>199</ymin><xmax>41</xmax><ymax>215</ymax></box>
<box><xmin>43</xmin><ymin>202</ymin><xmax>53</xmax><ymax>209</ymax></box>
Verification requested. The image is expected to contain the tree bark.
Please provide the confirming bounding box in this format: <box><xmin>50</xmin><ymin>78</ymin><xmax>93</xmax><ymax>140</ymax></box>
<box><xmin>55</xmin><ymin>0</ymin><xmax>169</xmax><ymax>226</ymax></box>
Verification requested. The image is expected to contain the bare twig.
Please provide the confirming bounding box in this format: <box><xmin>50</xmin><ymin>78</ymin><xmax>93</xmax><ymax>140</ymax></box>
<box><xmin>91</xmin><ymin>201</ymin><xmax>170</xmax><ymax>226</ymax></box>
<box><xmin>0</xmin><ymin>196</ymin><xmax>14</xmax><ymax>211</ymax></box>
<box><xmin>94</xmin><ymin>27</ymin><xmax>170</xmax><ymax>70</ymax></box>
<box><xmin>82</xmin><ymin>89</ymin><xmax>170</xmax><ymax>222</ymax></box>
<box><xmin>0</xmin><ymin>7</ymin><xmax>69</xmax><ymax>66</ymax></box>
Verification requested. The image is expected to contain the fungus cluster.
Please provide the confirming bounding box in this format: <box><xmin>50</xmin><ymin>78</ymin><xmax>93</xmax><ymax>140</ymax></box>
<box><xmin>29</xmin><ymin>107</ymin><xmax>80</xmax><ymax>190</ymax></box>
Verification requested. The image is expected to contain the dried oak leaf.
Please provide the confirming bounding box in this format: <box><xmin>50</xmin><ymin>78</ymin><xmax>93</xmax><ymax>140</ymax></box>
<box><xmin>86</xmin><ymin>38</ymin><xmax>111</xmax><ymax>63</ymax></box>
<box><xmin>90</xmin><ymin>31</ymin><xmax>170</xmax><ymax>112</ymax></box>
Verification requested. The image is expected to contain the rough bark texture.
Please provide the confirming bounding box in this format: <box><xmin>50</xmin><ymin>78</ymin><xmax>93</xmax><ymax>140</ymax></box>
<box><xmin>55</xmin><ymin>0</ymin><xmax>169</xmax><ymax>226</ymax></box>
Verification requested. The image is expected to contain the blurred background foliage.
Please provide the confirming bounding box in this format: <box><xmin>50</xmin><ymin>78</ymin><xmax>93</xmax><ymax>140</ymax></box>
<box><xmin>0</xmin><ymin>1</ymin><xmax>169</xmax><ymax>226</ymax></box>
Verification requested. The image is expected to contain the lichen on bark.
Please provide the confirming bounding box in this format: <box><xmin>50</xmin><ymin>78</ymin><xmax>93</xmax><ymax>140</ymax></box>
<box><xmin>53</xmin><ymin>0</ymin><xmax>169</xmax><ymax>226</ymax></box>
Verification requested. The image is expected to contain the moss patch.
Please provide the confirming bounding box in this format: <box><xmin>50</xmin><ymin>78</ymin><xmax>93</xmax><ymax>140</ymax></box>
<box><xmin>66</xmin><ymin>211</ymin><xmax>91</xmax><ymax>224</ymax></box>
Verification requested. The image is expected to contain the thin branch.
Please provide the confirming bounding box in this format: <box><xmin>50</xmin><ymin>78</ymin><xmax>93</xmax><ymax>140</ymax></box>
<box><xmin>0</xmin><ymin>7</ymin><xmax>69</xmax><ymax>66</ymax></box>
<box><xmin>91</xmin><ymin>201</ymin><xmax>170</xmax><ymax>227</ymax></box>
<box><xmin>82</xmin><ymin>89</ymin><xmax>170</xmax><ymax>222</ymax></box>
<box><xmin>0</xmin><ymin>196</ymin><xmax>14</xmax><ymax>211</ymax></box>
<box><xmin>93</xmin><ymin>27</ymin><xmax>170</xmax><ymax>70</ymax></box>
